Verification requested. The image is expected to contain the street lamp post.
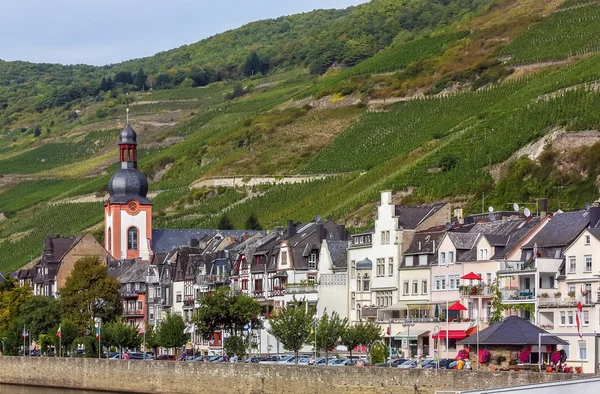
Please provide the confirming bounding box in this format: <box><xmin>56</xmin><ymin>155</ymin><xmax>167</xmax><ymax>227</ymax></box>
<box><xmin>402</xmin><ymin>319</ymin><xmax>415</xmax><ymax>358</ymax></box>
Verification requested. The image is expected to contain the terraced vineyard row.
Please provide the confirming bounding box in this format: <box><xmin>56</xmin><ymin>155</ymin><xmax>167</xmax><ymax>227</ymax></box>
<box><xmin>499</xmin><ymin>4</ymin><xmax>600</xmax><ymax>64</ymax></box>
<box><xmin>0</xmin><ymin>202</ymin><xmax>104</xmax><ymax>271</ymax></box>
<box><xmin>0</xmin><ymin>129</ymin><xmax>119</xmax><ymax>174</ymax></box>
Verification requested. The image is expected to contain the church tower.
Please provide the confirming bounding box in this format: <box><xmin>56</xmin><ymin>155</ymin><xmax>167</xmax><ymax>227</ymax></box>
<box><xmin>105</xmin><ymin>121</ymin><xmax>152</xmax><ymax>260</ymax></box>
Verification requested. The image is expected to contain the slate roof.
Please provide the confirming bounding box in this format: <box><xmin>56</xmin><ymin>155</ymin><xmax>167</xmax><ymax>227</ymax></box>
<box><xmin>447</xmin><ymin>232</ymin><xmax>479</xmax><ymax>250</ymax></box>
<box><xmin>117</xmin><ymin>261</ymin><xmax>148</xmax><ymax>284</ymax></box>
<box><xmin>151</xmin><ymin>229</ymin><xmax>261</xmax><ymax>254</ymax></box>
<box><xmin>458</xmin><ymin>217</ymin><xmax>544</xmax><ymax>262</ymax></box>
<box><xmin>286</xmin><ymin>221</ymin><xmax>346</xmax><ymax>270</ymax></box>
<box><xmin>401</xmin><ymin>230</ymin><xmax>445</xmax><ymax>268</ymax></box>
<box><xmin>523</xmin><ymin>211</ymin><xmax>590</xmax><ymax>249</ymax></box>
<box><xmin>587</xmin><ymin>227</ymin><xmax>600</xmax><ymax>241</ymax></box>
<box><xmin>325</xmin><ymin>240</ymin><xmax>349</xmax><ymax>270</ymax></box>
<box><xmin>395</xmin><ymin>204</ymin><xmax>446</xmax><ymax>230</ymax></box>
<box><xmin>458</xmin><ymin>316</ymin><xmax>567</xmax><ymax>346</ymax></box>
<box><xmin>42</xmin><ymin>235</ymin><xmax>80</xmax><ymax>264</ymax></box>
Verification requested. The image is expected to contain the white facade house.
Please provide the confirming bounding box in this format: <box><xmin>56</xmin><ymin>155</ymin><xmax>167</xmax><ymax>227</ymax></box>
<box><xmin>539</xmin><ymin>227</ymin><xmax>600</xmax><ymax>374</ymax></box>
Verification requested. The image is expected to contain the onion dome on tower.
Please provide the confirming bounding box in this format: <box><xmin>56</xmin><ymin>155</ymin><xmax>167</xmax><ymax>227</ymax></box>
<box><xmin>107</xmin><ymin>123</ymin><xmax>151</xmax><ymax>204</ymax></box>
<box><xmin>105</xmin><ymin>115</ymin><xmax>153</xmax><ymax>261</ymax></box>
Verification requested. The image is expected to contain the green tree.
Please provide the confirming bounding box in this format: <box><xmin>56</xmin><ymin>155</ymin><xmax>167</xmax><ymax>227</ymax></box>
<box><xmin>142</xmin><ymin>323</ymin><xmax>160</xmax><ymax>353</ymax></box>
<box><xmin>114</xmin><ymin>71</ymin><xmax>134</xmax><ymax>85</ymax></box>
<box><xmin>0</xmin><ymin>278</ymin><xmax>31</xmax><ymax>341</ymax></box>
<box><xmin>370</xmin><ymin>341</ymin><xmax>389</xmax><ymax>364</ymax></box>
<box><xmin>157</xmin><ymin>313</ymin><xmax>187</xmax><ymax>352</ymax></box>
<box><xmin>341</xmin><ymin>324</ymin><xmax>362</xmax><ymax>358</ymax></box>
<box><xmin>37</xmin><ymin>333</ymin><xmax>53</xmax><ymax>354</ymax></box>
<box><xmin>217</xmin><ymin>213</ymin><xmax>234</xmax><ymax>230</ymax></box>
<box><xmin>54</xmin><ymin>319</ymin><xmax>78</xmax><ymax>357</ymax></box>
<box><xmin>489</xmin><ymin>277</ymin><xmax>503</xmax><ymax>323</ymax></box>
<box><xmin>314</xmin><ymin>311</ymin><xmax>347</xmax><ymax>365</ymax></box>
<box><xmin>355</xmin><ymin>321</ymin><xmax>382</xmax><ymax>363</ymax></box>
<box><xmin>133</xmin><ymin>68</ymin><xmax>147</xmax><ymax>90</ymax></box>
<box><xmin>245</xmin><ymin>213</ymin><xmax>262</xmax><ymax>230</ymax></box>
<box><xmin>223</xmin><ymin>335</ymin><xmax>247</xmax><ymax>358</ymax></box>
<box><xmin>19</xmin><ymin>296</ymin><xmax>61</xmax><ymax>340</ymax></box>
<box><xmin>59</xmin><ymin>257</ymin><xmax>122</xmax><ymax>336</ymax></box>
<box><xmin>268</xmin><ymin>298</ymin><xmax>314</xmax><ymax>364</ymax></box>
<box><xmin>103</xmin><ymin>321</ymin><xmax>141</xmax><ymax>354</ymax></box>
<box><xmin>194</xmin><ymin>286</ymin><xmax>262</xmax><ymax>340</ymax></box>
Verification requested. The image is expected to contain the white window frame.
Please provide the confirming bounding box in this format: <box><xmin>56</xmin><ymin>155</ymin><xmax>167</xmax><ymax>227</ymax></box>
<box><xmin>435</xmin><ymin>276</ymin><xmax>440</xmax><ymax>291</ymax></box>
<box><xmin>568</xmin><ymin>257</ymin><xmax>576</xmax><ymax>273</ymax></box>
<box><xmin>585</xmin><ymin>255</ymin><xmax>592</xmax><ymax>273</ymax></box>
<box><xmin>389</xmin><ymin>258</ymin><xmax>394</xmax><ymax>276</ymax></box>
<box><xmin>412</xmin><ymin>280</ymin><xmax>418</xmax><ymax>295</ymax></box>
<box><xmin>583</xmin><ymin>310</ymin><xmax>589</xmax><ymax>326</ymax></box>
<box><xmin>448</xmin><ymin>251</ymin><xmax>454</xmax><ymax>264</ymax></box>
<box><xmin>405</xmin><ymin>256</ymin><xmax>413</xmax><ymax>267</ymax></box>
<box><xmin>308</xmin><ymin>253</ymin><xmax>317</xmax><ymax>270</ymax></box>
<box><xmin>403</xmin><ymin>280</ymin><xmax>409</xmax><ymax>295</ymax></box>
<box><xmin>440</xmin><ymin>252</ymin><xmax>446</xmax><ymax>266</ymax></box>
<box><xmin>567</xmin><ymin>311</ymin><xmax>574</xmax><ymax>326</ymax></box>
<box><xmin>585</xmin><ymin>235</ymin><xmax>591</xmax><ymax>245</ymax></box>
<box><xmin>422</xmin><ymin>280</ymin><xmax>428</xmax><ymax>294</ymax></box>
<box><xmin>579</xmin><ymin>341</ymin><xmax>587</xmax><ymax>361</ymax></box>
<box><xmin>351</xmin><ymin>260</ymin><xmax>356</xmax><ymax>279</ymax></box>
<box><xmin>559</xmin><ymin>311</ymin><xmax>566</xmax><ymax>326</ymax></box>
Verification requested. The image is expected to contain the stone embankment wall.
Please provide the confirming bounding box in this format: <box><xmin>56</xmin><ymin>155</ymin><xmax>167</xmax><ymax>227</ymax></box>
<box><xmin>0</xmin><ymin>357</ymin><xmax>586</xmax><ymax>394</ymax></box>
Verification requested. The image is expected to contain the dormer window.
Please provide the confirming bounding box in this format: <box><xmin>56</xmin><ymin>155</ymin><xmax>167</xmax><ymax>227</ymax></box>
<box><xmin>440</xmin><ymin>252</ymin><xmax>446</xmax><ymax>265</ymax></box>
<box><xmin>479</xmin><ymin>249</ymin><xmax>488</xmax><ymax>260</ymax></box>
<box><xmin>308</xmin><ymin>253</ymin><xmax>317</xmax><ymax>270</ymax></box>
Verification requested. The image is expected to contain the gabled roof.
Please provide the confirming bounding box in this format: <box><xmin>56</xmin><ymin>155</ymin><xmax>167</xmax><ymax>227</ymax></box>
<box><xmin>447</xmin><ymin>232</ymin><xmax>479</xmax><ymax>250</ymax></box>
<box><xmin>458</xmin><ymin>316</ymin><xmax>567</xmax><ymax>346</ymax></box>
<box><xmin>395</xmin><ymin>203</ymin><xmax>446</xmax><ymax>230</ymax></box>
<box><xmin>402</xmin><ymin>229</ymin><xmax>445</xmax><ymax>268</ymax></box>
<box><xmin>325</xmin><ymin>240</ymin><xmax>349</xmax><ymax>270</ymax></box>
<box><xmin>41</xmin><ymin>235</ymin><xmax>80</xmax><ymax>264</ymax></box>
<box><xmin>523</xmin><ymin>211</ymin><xmax>590</xmax><ymax>249</ymax></box>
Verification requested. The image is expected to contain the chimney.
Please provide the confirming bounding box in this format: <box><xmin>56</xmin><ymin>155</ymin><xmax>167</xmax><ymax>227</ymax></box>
<box><xmin>317</xmin><ymin>223</ymin><xmax>325</xmax><ymax>242</ymax></box>
<box><xmin>540</xmin><ymin>198</ymin><xmax>548</xmax><ymax>218</ymax></box>
<box><xmin>286</xmin><ymin>220</ymin><xmax>296</xmax><ymax>238</ymax></box>
<box><xmin>338</xmin><ymin>224</ymin><xmax>347</xmax><ymax>240</ymax></box>
<box><xmin>190</xmin><ymin>238</ymin><xmax>199</xmax><ymax>248</ymax></box>
<box><xmin>381</xmin><ymin>190</ymin><xmax>392</xmax><ymax>205</ymax></box>
<box><xmin>590</xmin><ymin>206</ymin><xmax>600</xmax><ymax>228</ymax></box>
<box><xmin>432</xmin><ymin>240</ymin><xmax>436</xmax><ymax>251</ymax></box>
<box><xmin>275</xmin><ymin>226</ymin><xmax>284</xmax><ymax>236</ymax></box>
<box><xmin>418</xmin><ymin>241</ymin><xmax>422</xmax><ymax>250</ymax></box>
<box><xmin>454</xmin><ymin>208</ymin><xmax>464</xmax><ymax>225</ymax></box>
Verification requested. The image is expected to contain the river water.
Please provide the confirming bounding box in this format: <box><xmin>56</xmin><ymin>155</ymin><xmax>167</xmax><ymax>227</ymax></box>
<box><xmin>0</xmin><ymin>385</ymin><xmax>123</xmax><ymax>393</ymax></box>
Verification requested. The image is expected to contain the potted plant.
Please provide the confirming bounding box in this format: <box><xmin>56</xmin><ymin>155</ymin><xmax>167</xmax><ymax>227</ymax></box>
<box><xmin>509</xmin><ymin>359</ymin><xmax>517</xmax><ymax>366</ymax></box>
<box><xmin>568</xmin><ymin>291</ymin><xmax>576</xmax><ymax>298</ymax></box>
<box><xmin>541</xmin><ymin>293</ymin><xmax>549</xmax><ymax>298</ymax></box>
<box><xmin>575</xmin><ymin>366</ymin><xmax>583</xmax><ymax>374</ymax></box>
<box><xmin>519</xmin><ymin>350</ymin><xmax>531</xmax><ymax>364</ymax></box>
<box><xmin>546</xmin><ymin>366</ymin><xmax>554</xmax><ymax>373</ymax></box>
<box><xmin>496</xmin><ymin>355</ymin><xmax>507</xmax><ymax>365</ymax></box>
<box><xmin>479</xmin><ymin>349</ymin><xmax>491</xmax><ymax>364</ymax></box>
<box><xmin>554</xmin><ymin>291</ymin><xmax>561</xmax><ymax>297</ymax></box>
<box><xmin>531</xmin><ymin>366</ymin><xmax>539</xmax><ymax>372</ymax></box>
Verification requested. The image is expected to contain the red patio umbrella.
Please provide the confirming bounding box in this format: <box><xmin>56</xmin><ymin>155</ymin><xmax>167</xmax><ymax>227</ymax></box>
<box><xmin>448</xmin><ymin>301</ymin><xmax>468</xmax><ymax>311</ymax></box>
<box><xmin>461</xmin><ymin>272</ymin><xmax>483</xmax><ymax>281</ymax></box>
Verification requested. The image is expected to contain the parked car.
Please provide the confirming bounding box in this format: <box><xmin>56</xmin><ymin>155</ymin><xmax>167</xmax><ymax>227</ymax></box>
<box><xmin>329</xmin><ymin>358</ymin><xmax>349</xmax><ymax>367</ymax></box>
<box><xmin>276</xmin><ymin>356</ymin><xmax>296</xmax><ymax>364</ymax></box>
<box><xmin>345</xmin><ymin>358</ymin><xmax>371</xmax><ymax>367</ymax></box>
<box><xmin>109</xmin><ymin>353</ymin><xmax>122</xmax><ymax>360</ymax></box>
<box><xmin>155</xmin><ymin>354</ymin><xmax>176</xmax><ymax>361</ymax></box>
<box><xmin>376</xmin><ymin>359</ymin><xmax>407</xmax><ymax>367</ymax></box>
<box><xmin>398</xmin><ymin>359</ymin><xmax>417</xmax><ymax>368</ymax></box>
<box><xmin>207</xmin><ymin>356</ymin><xmax>226</xmax><ymax>362</ymax></box>
<box><xmin>129</xmin><ymin>352</ymin><xmax>154</xmax><ymax>360</ymax></box>
<box><xmin>423</xmin><ymin>358</ymin><xmax>453</xmax><ymax>369</ymax></box>
<box><xmin>245</xmin><ymin>356</ymin><xmax>262</xmax><ymax>363</ymax></box>
<box><xmin>76</xmin><ymin>349</ymin><xmax>86</xmax><ymax>358</ymax></box>
<box><xmin>259</xmin><ymin>355</ymin><xmax>283</xmax><ymax>364</ymax></box>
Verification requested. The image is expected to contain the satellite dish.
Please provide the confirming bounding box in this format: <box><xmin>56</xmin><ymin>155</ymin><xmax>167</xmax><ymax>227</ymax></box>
<box><xmin>488</xmin><ymin>213</ymin><xmax>496</xmax><ymax>221</ymax></box>
<box><xmin>445</xmin><ymin>222</ymin><xmax>452</xmax><ymax>230</ymax></box>
<box><xmin>556</xmin><ymin>209</ymin><xmax>563</xmax><ymax>214</ymax></box>
<box><xmin>524</xmin><ymin>208</ymin><xmax>531</xmax><ymax>217</ymax></box>
<box><xmin>513</xmin><ymin>203</ymin><xmax>519</xmax><ymax>212</ymax></box>
<box><xmin>316</xmin><ymin>214</ymin><xmax>321</xmax><ymax>222</ymax></box>
<box><xmin>585</xmin><ymin>202</ymin><xmax>591</xmax><ymax>210</ymax></box>
<box><xmin>488</xmin><ymin>206</ymin><xmax>494</xmax><ymax>213</ymax></box>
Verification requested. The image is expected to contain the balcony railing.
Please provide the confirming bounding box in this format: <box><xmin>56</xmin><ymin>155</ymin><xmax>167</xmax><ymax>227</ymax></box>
<box><xmin>197</xmin><ymin>275</ymin><xmax>230</xmax><ymax>285</ymax></box>
<box><xmin>121</xmin><ymin>289</ymin><xmax>146</xmax><ymax>297</ymax></box>
<box><xmin>268</xmin><ymin>289</ymin><xmax>285</xmax><ymax>297</ymax></box>
<box><xmin>538</xmin><ymin>296</ymin><xmax>594</xmax><ymax>308</ymax></box>
<box><xmin>459</xmin><ymin>285</ymin><xmax>492</xmax><ymax>297</ymax></box>
<box><xmin>286</xmin><ymin>284</ymin><xmax>318</xmax><ymax>294</ymax></box>
<box><xmin>501</xmin><ymin>289</ymin><xmax>535</xmax><ymax>301</ymax></box>
<box><xmin>124</xmin><ymin>309</ymin><xmax>145</xmax><ymax>317</ymax></box>
<box><xmin>252</xmin><ymin>290</ymin><xmax>265</xmax><ymax>299</ymax></box>
<box><xmin>183</xmin><ymin>299</ymin><xmax>195</xmax><ymax>308</ymax></box>
<box><xmin>498</xmin><ymin>261</ymin><xmax>536</xmax><ymax>272</ymax></box>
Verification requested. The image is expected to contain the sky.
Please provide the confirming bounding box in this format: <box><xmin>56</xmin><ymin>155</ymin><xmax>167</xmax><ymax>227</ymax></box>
<box><xmin>0</xmin><ymin>0</ymin><xmax>367</xmax><ymax>66</ymax></box>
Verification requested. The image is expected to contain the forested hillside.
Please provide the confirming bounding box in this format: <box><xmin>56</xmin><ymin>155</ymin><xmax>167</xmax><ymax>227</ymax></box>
<box><xmin>2</xmin><ymin>0</ymin><xmax>600</xmax><ymax>271</ymax></box>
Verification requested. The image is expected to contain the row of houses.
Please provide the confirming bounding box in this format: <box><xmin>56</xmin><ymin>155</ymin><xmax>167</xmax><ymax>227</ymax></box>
<box><xmin>14</xmin><ymin>189</ymin><xmax>600</xmax><ymax>372</ymax></box>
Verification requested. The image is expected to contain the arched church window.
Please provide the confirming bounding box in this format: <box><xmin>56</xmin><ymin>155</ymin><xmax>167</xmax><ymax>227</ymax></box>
<box><xmin>108</xmin><ymin>228</ymin><xmax>112</xmax><ymax>251</ymax></box>
<box><xmin>128</xmin><ymin>227</ymin><xmax>138</xmax><ymax>250</ymax></box>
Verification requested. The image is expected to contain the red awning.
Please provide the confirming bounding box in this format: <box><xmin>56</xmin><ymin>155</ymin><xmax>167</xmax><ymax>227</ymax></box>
<box><xmin>432</xmin><ymin>330</ymin><xmax>467</xmax><ymax>340</ymax></box>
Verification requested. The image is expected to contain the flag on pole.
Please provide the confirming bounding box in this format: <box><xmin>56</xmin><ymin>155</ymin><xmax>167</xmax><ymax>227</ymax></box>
<box><xmin>244</xmin><ymin>322</ymin><xmax>252</xmax><ymax>333</ymax></box>
<box><xmin>56</xmin><ymin>325</ymin><xmax>61</xmax><ymax>338</ymax></box>
<box><xmin>21</xmin><ymin>326</ymin><xmax>28</xmax><ymax>339</ymax></box>
<box><xmin>310</xmin><ymin>318</ymin><xmax>317</xmax><ymax>335</ymax></box>
<box><xmin>138</xmin><ymin>325</ymin><xmax>145</xmax><ymax>335</ymax></box>
<box><xmin>387</xmin><ymin>321</ymin><xmax>392</xmax><ymax>336</ymax></box>
<box><xmin>575</xmin><ymin>286</ymin><xmax>584</xmax><ymax>339</ymax></box>
<box><xmin>96</xmin><ymin>325</ymin><xmax>101</xmax><ymax>340</ymax></box>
